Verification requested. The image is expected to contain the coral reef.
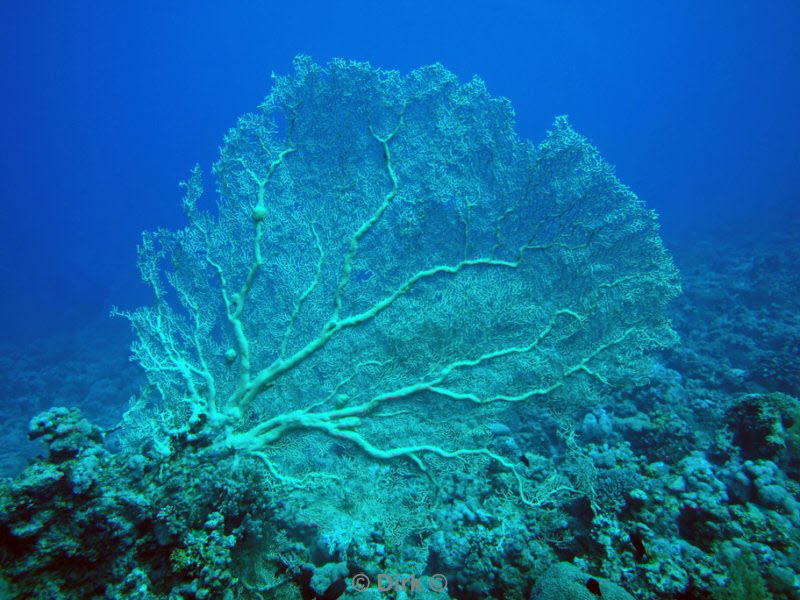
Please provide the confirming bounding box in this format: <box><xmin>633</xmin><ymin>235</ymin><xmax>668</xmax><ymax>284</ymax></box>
<box><xmin>0</xmin><ymin>62</ymin><xmax>798</xmax><ymax>599</ymax></box>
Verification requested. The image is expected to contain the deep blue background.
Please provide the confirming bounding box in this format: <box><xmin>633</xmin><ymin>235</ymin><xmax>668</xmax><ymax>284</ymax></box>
<box><xmin>1</xmin><ymin>1</ymin><xmax>799</xmax><ymax>342</ymax></box>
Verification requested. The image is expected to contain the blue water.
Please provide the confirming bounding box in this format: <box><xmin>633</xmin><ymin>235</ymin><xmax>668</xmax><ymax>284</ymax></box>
<box><xmin>1</xmin><ymin>1</ymin><xmax>798</xmax><ymax>343</ymax></box>
<box><xmin>1</xmin><ymin>3</ymin><xmax>798</xmax><ymax>598</ymax></box>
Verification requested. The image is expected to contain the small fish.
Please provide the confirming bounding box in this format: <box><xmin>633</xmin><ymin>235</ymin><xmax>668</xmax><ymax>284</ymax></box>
<box><xmin>520</xmin><ymin>454</ymin><xmax>530</xmax><ymax>467</ymax></box>
<box><xmin>322</xmin><ymin>578</ymin><xmax>347</xmax><ymax>599</ymax></box>
<box><xmin>586</xmin><ymin>577</ymin><xmax>602</xmax><ymax>596</ymax></box>
<box><xmin>629</xmin><ymin>531</ymin><xmax>647</xmax><ymax>561</ymax></box>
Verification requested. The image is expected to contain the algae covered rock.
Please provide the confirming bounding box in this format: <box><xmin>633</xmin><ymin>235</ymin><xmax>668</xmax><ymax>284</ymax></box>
<box><xmin>530</xmin><ymin>562</ymin><xmax>635</xmax><ymax>600</ymax></box>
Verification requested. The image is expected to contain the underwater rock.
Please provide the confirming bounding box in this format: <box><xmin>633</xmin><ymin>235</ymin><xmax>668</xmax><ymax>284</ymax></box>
<box><xmin>727</xmin><ymin>392</ymin><xmax>800</xmax><ymax>478</ymax></box>
<box><xmin>530</xmin><ymin>562</ymin><xmax>634</xmax><ymax>600</ymax></box>
<box><xmin>581</xmin><ymin>408</ymin><xmax>613</xmax><ymax>442</ymax></box>
<box><xmin>28</xmin><ymin>405</ymin><xmax>104</xmax><ymax>463</ymax></box>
